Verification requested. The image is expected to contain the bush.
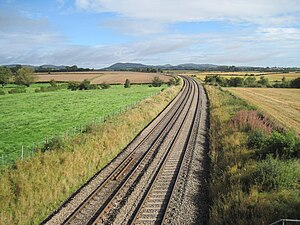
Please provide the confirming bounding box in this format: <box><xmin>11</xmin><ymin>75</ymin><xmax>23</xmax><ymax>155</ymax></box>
<box><xmin>0</xmin><ymin>90</ymin><xmax>5</xmax><ymax>95</ymax></box>
<box><xmin>152</xmin><ymin>76</ymin><xmax>163</xmax><ymax>87</ymax></box>
<box><xmin>8</xmin><ymin>87</ymin><xmax>26</xmax><ymax>94</ymax></box>
<box><xmin>68</xmin><ymin>81</ymin><xmax>80</xmax><ymax>91</ymax></box>
<box><xmin>262</xmin><ymin>131</ymin><xmax>297</xmax><ymax>158</ymax></box>
<box><xmin>254</xmin><ymin>156</ymin><xmax>300</xmax><ymax>192</ymax></box>
<box><xmin>168</xmin><ymin>77</ymin><xmax>181</xmax><ymax>86</ymax></box>
<box><xmin>79</xmin><ymin>79</ymin><xmax>91</xmax><ymax>90</ymax></box>
<box><xmin>290</xmin><ymin>77</ymin><xmax>300</xmax><ymax>88</ymax></box>
<box><xmin>49</xmin><ymin>79</ymin><xmax>57</xmax><ymax>87</ymax></box>
<box><xmin>248</xmin><ymin>129</ymin><xmax>267</xmax><ymax>149</ymax></box>
<box><xmin>100</xmin><ymin>83</ymin><xmax>110</xmax><ymax>89</ymax></box>
<box><xmin>124</xmin><ymin>79</ymin><xmax>131</xmax><ymax>88</ymax></box>
<box><xmin>42</xmin><ymin>136</ymin><xmax>64</xmax><ymax>152</ymax></box>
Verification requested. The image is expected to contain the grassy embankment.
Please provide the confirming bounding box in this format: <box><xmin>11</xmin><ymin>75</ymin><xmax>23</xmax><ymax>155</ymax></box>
<box><xmin>0</xmin><ymin>84</ymin><xmax>182</xmax><ymax>225</ymax></box>
<box><xmin>206</xmin><ymin>85</ymin><xmax>300</xmax><ymax>225</ymax></box>
<box><xmin>227</xmin><ymin>88</ymin><xmax>300</xmax><ymax>134</ymax></box>
<box><xmin>0</xmin><ymin>84</ymin><xmax>165</xmax><ymax>162</ymax></box>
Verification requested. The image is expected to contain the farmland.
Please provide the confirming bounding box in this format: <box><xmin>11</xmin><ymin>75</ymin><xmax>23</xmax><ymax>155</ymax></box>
<box><xmin>206</xmin><ymin>85</ymin><xmax>300</xmax><ymax>225</ymax></box>
<box><xmin>227</xmin><ymin>88</ymin><xmax>300</xmax><ymax>134</ymax></box>
<box><xmin>0</xmin><ymin>84</ymin><xmax>166</xmax><ymax>162</ymax></box>
<box><xmin>191</xmin><ymin>71</ymin><xmax>300</xmax><ymax>83</ymax></box>
<box><xmin>0</xmin><ymin>84</ymin><xmax>181</xmax><ymax>225</ymax></box>
<box><xmin>36</xmin><ymin>71</ymin><xmax>171</xmax><ymax>84</ymax></box>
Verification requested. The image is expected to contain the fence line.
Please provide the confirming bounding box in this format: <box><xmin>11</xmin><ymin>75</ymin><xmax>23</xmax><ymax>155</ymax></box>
<box><xmin>0</xmin><ymin>91</ymin><xmax>161</xmax><ymax>167</ymax></box>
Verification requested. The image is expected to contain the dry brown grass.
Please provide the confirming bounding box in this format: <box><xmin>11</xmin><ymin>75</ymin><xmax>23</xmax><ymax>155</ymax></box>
<box><xmin>36</xmin><ymin>71</ymin><xmax>171</xmax><ymax>84</ymax></box>
<box><xmin>227</xmin><ymin>88</ymin><xmax>300</xmax><ymax>134</ymax></box>
<box><xmin>0</xmin><ymin>84</ymin><xmax>181</xmax><ymax>225</ymax></box>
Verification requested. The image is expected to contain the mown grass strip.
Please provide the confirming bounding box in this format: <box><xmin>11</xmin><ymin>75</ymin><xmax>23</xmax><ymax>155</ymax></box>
<box><xmin>0</xmin><ymin>84</ymin><xmax>181</xmax><ymax>225</ymax></box>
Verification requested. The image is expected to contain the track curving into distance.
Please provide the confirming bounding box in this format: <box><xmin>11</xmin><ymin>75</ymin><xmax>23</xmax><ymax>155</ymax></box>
<box><xmin>42</xmin><ymin>76</ymin><xmax>206</xmax><ymax>225</ymax></box>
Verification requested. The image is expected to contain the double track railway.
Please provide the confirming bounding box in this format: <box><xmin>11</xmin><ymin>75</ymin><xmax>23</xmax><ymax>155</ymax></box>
<box><xmin>43</xmin><ymin>76</ymin><xmax>205</xmax><ymax>225</ymax></box>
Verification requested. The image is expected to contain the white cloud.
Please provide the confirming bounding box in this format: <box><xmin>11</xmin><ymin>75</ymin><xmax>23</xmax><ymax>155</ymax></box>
<box><xmin>258</xmin><ymin>27</ymin><xmax>300</xmax><ymax>41</ymax></box>
<box><xmin>100</xmin><ymin>18</ymin><xmax>165</xmax><ymax>35</ymax></box>
<box><xmin>75</xmin><ymin>0</ymin><xmax>300</xmax><ymax>26</ymax></box>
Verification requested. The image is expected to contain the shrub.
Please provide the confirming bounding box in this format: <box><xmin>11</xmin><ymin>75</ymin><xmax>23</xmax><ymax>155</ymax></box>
<box><xmin>8</xmin><ymin>87</ymin><xmax>26</xmax><ymax>94</ymax></box>
<box><xmin>68</xmin><ymin>81</ymin><xmax>80</xmax><ymax>91</ymax></box>
<box><xmin>49</xmin><ymin>79</ymin><xmax>57</xmax><ymax>87</ymax></box>
<box><xmin>254</xmin><ymin>156</ymin><xmax>300</xmax><ymax>192</ymax></box>
<box><xmin>152</xmin><ymin>76</ymin><xmax>163</xmax><ymax>87</ymax></box>
<box><xmin>262</xmin><ymin>131</ymin><xmax>297</xmax><ymax>158</ymax></box>
<box><xmin>90</xmin><ymin>84</ymin><xmax>99</xmax><ymax>89</ymax></box>
<box><xmin>168</xmin><ymin>77</ymin><xmax>181</xmax><ymax>86</ymax></box>
<box><xmin>290</xmin><ymin>77</ymin><xmax>300</xmax><ymax>88</ymax></box>
<box><xmin>248</xmin><ymin>129</ymin><xmax>267</xmax><ymax>149</ymax></box>
<box><xmin>79</xmin><ymin>79</ymin><xmax>91</xmax><ymax>90</ymax></box>
<box><xmin>0</xmin><ymin>90</ymin><xmax>5</xmax><ymax>95</ymax></box>
<box><xmin>124</xmin><ymin>79</ymin><xmax>131</xmax><ymax>88</ymax></box>
<box><xmin>100</xmin><ymin>83</ymin><xmax>110</xmax><ymax>89</ymax></box>
<box><xmin>42</xmin><ymin>136</ymin><xmax>64</xmax><ymax>152</ymax></box>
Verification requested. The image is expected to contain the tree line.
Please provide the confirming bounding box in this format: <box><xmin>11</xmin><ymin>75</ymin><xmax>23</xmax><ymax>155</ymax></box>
<box><xmin>0</xmin><ymin>66</ymin><xmax>37</xmax><ymax>87</ymax></box>
<box><xmin>204</xmin><ymin>75</ymin><xmax>300</xmax><ymax>88</ymax></box>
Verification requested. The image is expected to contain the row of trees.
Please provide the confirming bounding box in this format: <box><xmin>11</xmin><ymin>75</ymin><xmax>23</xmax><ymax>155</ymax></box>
<box><xmin>0</xmin><ymin>66</ymin><xmax>36</xmax><ymax>87</ymax></box>
<box><xmin>204</xmin><ymin>75</ymin><xmax>300</xmax><ymax>88</ymax></box>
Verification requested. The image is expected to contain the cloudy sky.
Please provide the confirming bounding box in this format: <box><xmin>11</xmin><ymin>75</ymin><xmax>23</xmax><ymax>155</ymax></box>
<box><xmin>0</xmin><ymin>0</ymin><xmax>300</xmax><ymax>68</ymax></box>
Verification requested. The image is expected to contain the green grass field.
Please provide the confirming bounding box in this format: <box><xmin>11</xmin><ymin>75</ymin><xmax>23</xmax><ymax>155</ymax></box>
<box><xmin>0</xmin><ymin>84</ymin><xmax>164</xmax><ymax>161</ymax></box>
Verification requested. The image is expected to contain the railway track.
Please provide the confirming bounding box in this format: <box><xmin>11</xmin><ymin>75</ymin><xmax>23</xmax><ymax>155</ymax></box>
<box><xmin>43</xmin><ymin>76</ymin><xmax>205</xmax><ymax>225</ymax></box>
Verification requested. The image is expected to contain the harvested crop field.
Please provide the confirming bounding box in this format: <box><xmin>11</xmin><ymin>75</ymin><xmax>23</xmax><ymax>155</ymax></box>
<box><xmin>36</xmin><ymin>71</ymin><xmax>171</xmax><ymax>84</ymax></box>
<box><xmin>227</xmin><ymin>88</ymin><xmax>300</xmax><ymax>133</ymax></box>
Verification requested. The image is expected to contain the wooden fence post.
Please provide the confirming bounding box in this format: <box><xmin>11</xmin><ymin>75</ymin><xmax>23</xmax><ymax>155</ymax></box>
<box><xmin>21</xmin><ymin>145</ymin><xmax>24</xmax><ymax>160</ymax></box>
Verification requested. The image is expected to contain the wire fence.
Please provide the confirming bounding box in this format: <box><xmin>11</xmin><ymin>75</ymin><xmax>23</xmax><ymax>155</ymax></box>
<box><xmin>0</xmin><ymin>91</ymin><xmax>160</xmax><ymax>167</ymax></box>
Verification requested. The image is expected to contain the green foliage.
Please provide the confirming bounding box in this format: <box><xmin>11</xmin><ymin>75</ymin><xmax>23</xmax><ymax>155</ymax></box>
<box><xmin>0</xmin><ymin>66</ymin><xmax>12</xmax><ymax>87</ymax></box>
<box><xmin>168</xmin><ymin>77</ymin><xmax>181</xmax><ymax>86</ymax></box>
<box><xmin>100</xmin><ymin>82</ymin><xmax>110</xmax><ymax>89</ymax></box>
<box><xmin>8</xmin><ymin>87</ymin><xmax>26</xmax><ymax>94</ymax></box>
<box><xmin>262</xmin><ymin>131</ymin><xmax>298</xmax><ymax>158</ymax></box>
<box><xmin>248</xmin><ymin>129</ymin><xmax>267</xmax><ymax>149</ymax></box>
<box><xmin>205</xmin><ymin>85</ymin><xmax>300</xmax><ymax>225</ymax></box>
<box><xmin>204</xmin><ymin>75</ymin><xmax>227</xmax><ymax>86</ymax></box>
<box><xmin>124</xmin><ymin>79</ymin><xmax>131</xmax><ymax>88</ymax></box>
<box><xmin>79</xmin><ymin>79</ymin><xmax>91</xmax><ymax>90</ymax></box>
<box><xmin>290</xmin><ymin>77</ymin><xmax>300</xmax><ymax>88</ymax></box>
<box><xmin>49</xmin><ymin>79</ymin><xmax>57</xmax><ymax>87</ymax></box>
<box><xmin>257</xmin><ymin>76</ymin><xmax>269</xmax><ymax>86</ymax></box>
<box><xmin>15</xmin><ymin>68</ymin><xmax>36</xmax><ymax>87</ymax></box>
<box><xmin>67</xmin><ymin>81</ymin><xmax>80</xmax><ymax>91</ymax></box>
<box><xmin>42</xmin><ymin>136</ymin><xmax>64</xmax><ymax>152</ymax></box>
<box><xmin>35</xmin><ymin>85</ymin><xmax>65</xmax><ymax>93</ymax></box>
<box><xmin>254</xmin><ymin>156</ymin><xmax>300</xmax><ymax>192</ymax></box>
<box><xmin>152</xmin><ymin>76</ymin><xmax>163</xmax><ymax>87</ymax></box>
<box><xmin>243</xmin><ymin>76</ymin><xmax>256</xmax><ymax>86</ymax></box>
<box><xmin>228</xmin><ymin>77</ymin><xmax>244</xmax><ymax>87</ymax></box>
<box><xmin>0</xmin><ymin>90</ymin><xmax>5</xmax><ymax>95</ymax></box>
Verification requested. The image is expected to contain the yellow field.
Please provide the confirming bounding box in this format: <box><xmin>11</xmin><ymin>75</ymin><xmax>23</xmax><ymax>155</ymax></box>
<box><xmin>263</xmin><ymin>72</ymin><xmax>300</xmax><ymax>82</ymax></box>
<box><xmin>36</xmin><ymin>71</ymin><xmax>171</xmax><ymax>84</ymax></box>
<box><xmin>227</xmin><ymin>88</ymin><xmax>300</xmax><ymax>133</ymax></box>
<box><xmin>190</xmin><ymin>72</ymin><xmax>300</xmax><ymax>82</ymax></box>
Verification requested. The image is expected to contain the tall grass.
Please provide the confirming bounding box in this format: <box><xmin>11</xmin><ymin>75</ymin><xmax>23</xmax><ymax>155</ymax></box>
<box><xmin>0</xmin><ymin>85</ymin><xmax>181</xmax><ymax>225</ymax></box>
<box><xmin>205</xmin><ymin>85</ymin><xmax>300</xmax><ymax>225</ymax></box>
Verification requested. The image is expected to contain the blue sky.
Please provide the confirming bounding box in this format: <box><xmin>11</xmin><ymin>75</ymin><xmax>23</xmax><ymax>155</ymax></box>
<box><xmin>0</xmin><ymin>0</ymin><xmax>300</xmax><ymax>68</ymax></box>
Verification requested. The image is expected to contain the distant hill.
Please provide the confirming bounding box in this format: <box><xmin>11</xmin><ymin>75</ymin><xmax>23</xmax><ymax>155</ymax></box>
<box><xmin>105</xmin><ymin>62</ymin><xmax>220</xmax><ymax>70</ymax></box>
<box><xmin>106</xmin><ymin>63</ymin><xmax>152</xmax><ymax>70</ymax></box>
<box><xmin>39</xmin><ymin>65</ymin><xmax>66</xmax><ymax>69</ymax></box>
